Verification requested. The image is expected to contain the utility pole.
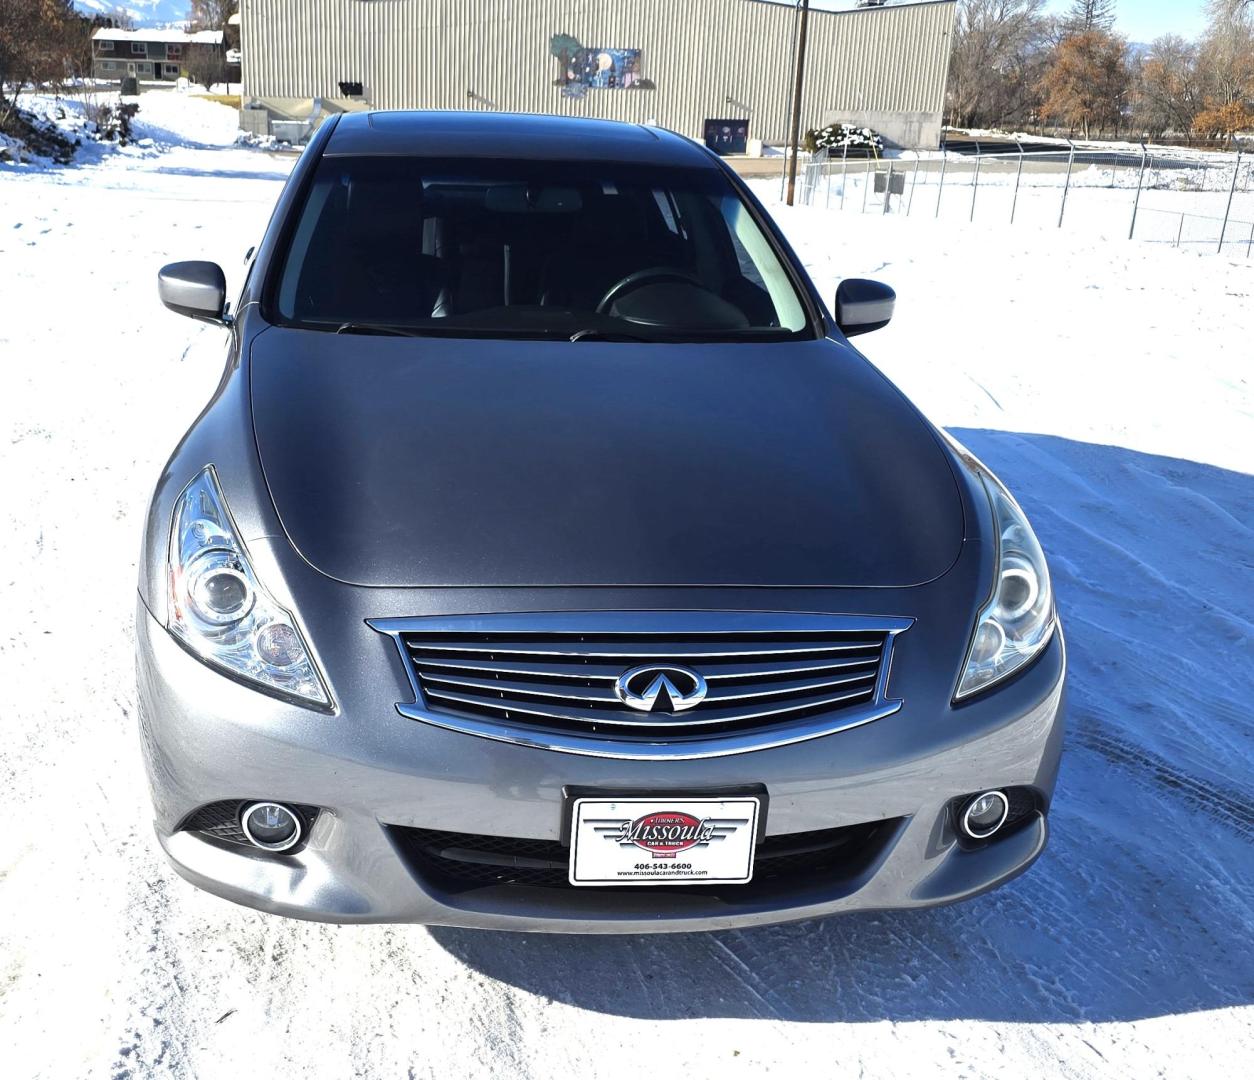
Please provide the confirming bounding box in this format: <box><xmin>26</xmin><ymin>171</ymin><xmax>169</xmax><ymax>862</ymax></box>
<box><xmin>784</xmin><ymin>0</ymin><xmax>811</xmax><ymax>206</ymax></box>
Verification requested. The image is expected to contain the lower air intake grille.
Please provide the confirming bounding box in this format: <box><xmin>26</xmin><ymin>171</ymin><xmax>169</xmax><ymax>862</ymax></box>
<box><xmin>370</xmin><ymin>613</ymin><xmax>911</xmax><ymax>758</ymax></box>
<box><xmin>390</xmin><ymin>819</ymin><xmax>901</xmax><ymax>893</ymax></box>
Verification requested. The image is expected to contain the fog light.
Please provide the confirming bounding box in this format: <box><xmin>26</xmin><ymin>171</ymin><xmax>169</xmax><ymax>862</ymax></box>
<box><xmin>961</xmin><ymin>790</ymin><xmax>1009</xmax><ymax>840</ymax></box>
<box><xmin>241</xmin><ymin>802</ymin><xmax>302</xmax><ymax>851</ymax></box>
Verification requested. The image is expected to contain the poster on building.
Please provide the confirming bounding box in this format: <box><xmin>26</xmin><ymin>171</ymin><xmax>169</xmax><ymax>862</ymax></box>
<box><xmin>550</xmin><ymin>34</ymin><xmax>654</xmax><ymax>96</ymax></box>
<box><xmin>703</xmin><ymin>119</ymin><xmax>749</xmax><ymax>155</ymax></box>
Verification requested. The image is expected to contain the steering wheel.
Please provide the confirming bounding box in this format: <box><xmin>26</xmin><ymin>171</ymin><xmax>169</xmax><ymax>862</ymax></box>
<box><xmin>595</xmin><ymin>267</ymin><xmax>703</xmax><ymax>315</ymax></box>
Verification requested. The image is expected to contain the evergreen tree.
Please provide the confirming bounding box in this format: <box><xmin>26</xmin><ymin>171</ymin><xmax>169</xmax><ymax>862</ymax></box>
<box><xmin>1065</xmin><ymin>0</ymin><xmax>1116</xmax><ymax>33</ymax></box>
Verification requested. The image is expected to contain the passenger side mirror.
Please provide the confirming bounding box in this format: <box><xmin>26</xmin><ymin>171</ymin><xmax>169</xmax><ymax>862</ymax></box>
<box><xmin>158</xmin><ymin>261</ymin><xmax>228</xmax><ymax>324</ymax></box>
<box><xmin>835</xmin><ymin>278</ymin><xmax>895</xmax><ymax>337</ymax></box>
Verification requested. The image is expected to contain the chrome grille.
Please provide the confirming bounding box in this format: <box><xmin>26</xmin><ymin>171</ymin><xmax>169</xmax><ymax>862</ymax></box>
<box><xmin>370</xmin><ymin>612</ymin><xmax>911</xmax><ymax>760</ymax></box>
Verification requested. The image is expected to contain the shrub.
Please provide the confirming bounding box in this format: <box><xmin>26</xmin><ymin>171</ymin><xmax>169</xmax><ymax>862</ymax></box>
<box><xmin>94</xmin><ymin>101</ymin><xmax>139</xmax><ymax>145</ymax></box>
<box><xmin>184</xmin><ymin>47</ymin><xmax>227</xmax><ymax>91</ymax></box>
<box><xmin>803</xmin><ymin>123</ymin><xmax>884</xmax><ymax>154</ymax></box>
<box><xmin>1192</xmin><ymin>100</ymin><xmax>1254</xmax><ymax>140</ymax></box>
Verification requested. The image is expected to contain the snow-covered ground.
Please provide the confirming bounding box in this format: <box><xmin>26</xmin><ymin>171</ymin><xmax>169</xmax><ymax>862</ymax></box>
<box><xmin>787</xmin><ymin>151</ymin><xmax>1254</xmax><ymax>250</ymax></box>
<box><xmin>1</xmin><ymin>97</ymin><xmax>1251</xmax><ymax>1079</ymax></box>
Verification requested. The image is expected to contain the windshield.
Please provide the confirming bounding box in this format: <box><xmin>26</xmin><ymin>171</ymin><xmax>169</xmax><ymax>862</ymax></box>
<box><xmin>271</xmin><ymin>155</ymin><xmax>811</xmax><ymax>341</ymax></box>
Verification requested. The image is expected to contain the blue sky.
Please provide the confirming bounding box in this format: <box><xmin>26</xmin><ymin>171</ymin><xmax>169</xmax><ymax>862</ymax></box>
<box><xmin>84</xmin><ymin>0</ymin><xmax>1215</xmax><ymax>45</ymax></box>
<box><xmin>810</xmin><ymin>2</ymin><xmax>1212</xmax><ymax>44</ymax></box>
<box><xmin>1042</xmin><ymin>0</ymin><xmax>1209</xmax><ymax>42</ymax></box>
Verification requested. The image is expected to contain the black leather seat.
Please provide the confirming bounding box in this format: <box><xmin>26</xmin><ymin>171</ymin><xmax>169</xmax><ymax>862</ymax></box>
<box><xmin>296</xmin><ymin>176</ymin><xmax>451</xmax><ymax>323</ymax></box>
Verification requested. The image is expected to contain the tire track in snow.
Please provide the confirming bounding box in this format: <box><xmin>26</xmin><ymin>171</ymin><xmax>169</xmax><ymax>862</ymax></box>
<box><xmin>1075</xmin><ymin>719</ymin><xmax>1254</xmax><ymax>840</ymax></box>
<box><xmin>705</xmin><ymin>934</ymin><xmax>787</xmax><ymax>1019</ymax></box>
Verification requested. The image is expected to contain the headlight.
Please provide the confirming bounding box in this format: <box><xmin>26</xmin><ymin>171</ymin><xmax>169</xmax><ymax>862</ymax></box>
<box><xmin>955</xmin><ymin>472</ymin><xmax>1056</xmax><ymax>700</ymax></box>
<box><xmin>168</xmin><ymin>466</ymin><xmax>330</xmax><ymax>707</ymax></box>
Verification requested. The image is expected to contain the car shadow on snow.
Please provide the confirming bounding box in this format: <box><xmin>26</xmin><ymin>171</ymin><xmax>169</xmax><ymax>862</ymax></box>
<box><xmin>429</xmin><ymin>432</ymin><xmax>1253</xmax><ymax>1024</ymax></box>
<box><xmin>140</xmin><ymin>161</ymin><xmax>294</xmax><ymax>183</ymax></box>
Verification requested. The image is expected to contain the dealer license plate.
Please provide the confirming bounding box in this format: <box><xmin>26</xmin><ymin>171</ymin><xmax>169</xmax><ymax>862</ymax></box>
<box><xmin>569</xmin><ymin>797</ymin><xmax>760</xmax><ymax>886</ymax></box>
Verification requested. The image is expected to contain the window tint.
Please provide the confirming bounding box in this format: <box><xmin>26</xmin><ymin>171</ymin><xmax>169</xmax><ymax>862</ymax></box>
<box><xmin>272</xmin><ymin>156</ymin><xmax>810</xmax><ymax>341</ymax></box>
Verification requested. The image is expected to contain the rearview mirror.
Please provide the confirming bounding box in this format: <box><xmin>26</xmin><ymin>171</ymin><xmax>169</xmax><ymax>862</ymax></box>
<box><xmin>483</xmin><ymin>184</ymin><xmax>582</xmax><ymax>213</ymax></box>
<box><xmin>835</xmin><ymin>278</ymin><xmax>895</xmax><ymax>337</ymax></box>
<box><xmin>158</xmin><ymin>261</ymin><xmax>227</xmax><ymax>324</ymax></box>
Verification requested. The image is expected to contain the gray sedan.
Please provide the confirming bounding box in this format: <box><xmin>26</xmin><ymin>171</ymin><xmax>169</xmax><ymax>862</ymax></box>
<box><xmin>136</xmin><ymin>111</ymin><xmax>1064</xmax><ymax>931</ymax></box>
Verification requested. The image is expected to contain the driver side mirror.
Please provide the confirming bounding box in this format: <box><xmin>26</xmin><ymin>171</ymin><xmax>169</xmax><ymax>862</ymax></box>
<box><xmin>835</xmin><ymin>278</ymin><xmax>895</xmax><ymax>337</ymax></box>
<box><xmin>158</xmin><ymin>261</ymin><xmax>228</xmax><ymax>324</ymax></box>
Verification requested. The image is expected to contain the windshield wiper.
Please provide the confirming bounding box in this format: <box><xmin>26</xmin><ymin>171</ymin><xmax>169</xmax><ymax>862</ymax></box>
<box><xmin>325</xmin><ymin>323</ymin><xmax>652</xmax><ymax>341</ymax></box>
<box><xmin>569</xmin><ymin>328</ymin><xmax>650</xmax><ymax>343</ymax></box>
<box><xmin>335</xmin><ymin>322</ymin><xmax>422</xmax><ymax>337</ymax></box>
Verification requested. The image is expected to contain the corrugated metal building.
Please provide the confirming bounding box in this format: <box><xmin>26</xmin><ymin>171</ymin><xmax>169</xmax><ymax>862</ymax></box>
<box><xmin>238</xmin><ymin>0</ymin><xmax>956</xmax><ymax>148</ymax></box>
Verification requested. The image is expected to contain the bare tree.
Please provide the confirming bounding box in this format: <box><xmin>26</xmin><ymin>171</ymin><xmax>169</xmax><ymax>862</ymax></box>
<box><xmin>184</xmin><ymin>46</ymin><xmax>227</xmax><ymax>91</ymax></box>
<box><xmin>946</xmin><ymin>0</ymin><xmax>1048</xmax><ymax>129</ymax></box>
<box><xmin>1133</xmin><ymin>35</ymin><xmax>1204</xmax><ymax>137</ymax></box>
<box><xmin>0</xmin><ymin>0</ymin><xmax>80</xmax><ymax>125</ymax></box>
<box><xmin>188</xmin><ymin>1</ymin><xmax>238</xmax><ymax>56</ymax></box>
<box><xmin>100</xmin><ymin>5</ymin><xmax>135</xmax><ymax>30</ymax></box>
<box><xmin>1198</xmin><ymin>0</ymin><xmax>1254</xmax><ymax>107</ymax></box>
<box><xmin>188</xmin><ymin>1</ymin><xmax>235</xmax><ymax>33</ymax></box>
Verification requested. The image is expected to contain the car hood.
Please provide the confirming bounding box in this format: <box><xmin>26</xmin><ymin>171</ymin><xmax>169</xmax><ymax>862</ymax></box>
<box><xmin>249</xmin><ymin>329</ymin><xmax>964</xmax><ymax>588</ymax></box>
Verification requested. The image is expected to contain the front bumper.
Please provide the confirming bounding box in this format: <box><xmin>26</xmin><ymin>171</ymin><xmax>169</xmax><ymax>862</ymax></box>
<box><xmin>136</xmin><ymin>602</ymin><xmax>1066</xmax><ymax>932</ymax></box>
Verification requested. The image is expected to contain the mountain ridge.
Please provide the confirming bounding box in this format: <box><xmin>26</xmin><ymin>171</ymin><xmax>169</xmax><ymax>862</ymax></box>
<box><xmin>74</xmin><ymin>1</ymin><xmax>191</xmax><ymax>28</ymax></box>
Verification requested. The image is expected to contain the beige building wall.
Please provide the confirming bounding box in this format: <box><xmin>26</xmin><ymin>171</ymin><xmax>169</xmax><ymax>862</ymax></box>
<box><xmin>240</xmin><ymin>0</ymin><xmax>956</xmax><ymax>148</ymax></box>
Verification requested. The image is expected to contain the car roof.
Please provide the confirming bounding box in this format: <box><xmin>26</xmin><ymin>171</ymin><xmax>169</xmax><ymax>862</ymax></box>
<box><xmin>323</xmin><ymin>110</ymin><xmax>719</xmax><ymax>169</ymax></box>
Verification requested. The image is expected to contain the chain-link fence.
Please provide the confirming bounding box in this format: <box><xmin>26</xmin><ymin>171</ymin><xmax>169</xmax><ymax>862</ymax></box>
<box><xmin>791</xmin><ymin>142</ymin><xmax>1254</xmax><ymax>256</ymax></box>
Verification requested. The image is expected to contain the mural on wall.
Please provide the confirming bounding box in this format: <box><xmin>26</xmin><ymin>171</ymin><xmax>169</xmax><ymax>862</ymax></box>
<box><xmin>550</xmin><ymin>34</ymin><xmax>655</xmax><ymax>97</ymax></box>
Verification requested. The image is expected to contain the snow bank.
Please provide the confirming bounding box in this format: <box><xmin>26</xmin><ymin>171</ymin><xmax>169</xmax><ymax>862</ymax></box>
<box><xmin>1</xmin><ymin>89</ymin><xmax>249</xmax><ymax>171</ymax></box>
<box><xmin>127</xmin><ymin>90</ymin><xmax>247</xmax><ymax>149</ymax></box>
<box><xmin>0</xmin><ymin>95</ymin><xmax>92</xmax><ymax>166</ymax></box>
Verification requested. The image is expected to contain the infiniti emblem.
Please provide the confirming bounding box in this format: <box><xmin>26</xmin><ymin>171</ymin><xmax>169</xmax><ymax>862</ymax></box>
<box><xmin>614</xmin><ymin>664</ymin><xmax>708</xmax><ymax>713</ymax></box>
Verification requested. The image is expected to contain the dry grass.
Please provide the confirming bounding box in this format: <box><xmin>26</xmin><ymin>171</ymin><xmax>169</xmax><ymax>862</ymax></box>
<box><xmin>191</xmin><ymin>94</ymin><xmax>242</xmax><ymax>110</ymax></box>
